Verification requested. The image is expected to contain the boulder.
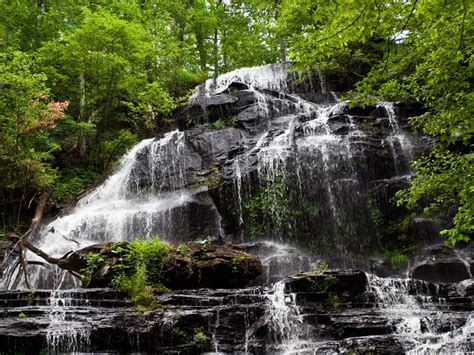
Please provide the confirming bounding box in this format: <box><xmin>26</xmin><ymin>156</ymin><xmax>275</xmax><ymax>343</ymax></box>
<box><xmin>59</xmin><ymin>241</ymin><xmax>263</xmax><ymax>289</ymax></box>
<box><xmin>410</xmin><ymin>245</ymin><xmax>472</xmax><ymax>283</ymax></box>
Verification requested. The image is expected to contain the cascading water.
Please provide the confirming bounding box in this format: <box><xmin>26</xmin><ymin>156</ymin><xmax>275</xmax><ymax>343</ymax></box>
<box><xmin>200</xmin><ymin>62</ymin><xmax>289</xmax><ymax>96</ymax></box>
<box><xmin>264</xmin><ymin>281</ymin><xmax>309</xmax><ymax>353</ymax></box>
<box><xmin>46</xmin><ymin>290</ymin><xmax>91</xmax><ymax>352</ymax></box>
<box><xmin>367</xmin><ymin>274</ymin><xmax>474</xmax><ymax>354</ymax></box>
<box><xmin>3</xmin><ymin>130</ymin><xmax>220</xmax><ymax>289</ymax></box>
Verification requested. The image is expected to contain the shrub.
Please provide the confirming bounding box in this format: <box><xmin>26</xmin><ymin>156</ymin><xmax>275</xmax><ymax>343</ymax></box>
<box><xmin>192</xmin><ymin>329</ymin><xmax>210</xmax><ymax>350</ymax></box>
<box><xmin>111</xmin><ymin>236</ymin><xmax>170</xmax><ymax>310</ymax></box>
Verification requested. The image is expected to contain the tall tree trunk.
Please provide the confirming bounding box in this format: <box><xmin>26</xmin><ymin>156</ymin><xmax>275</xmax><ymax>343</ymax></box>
<box><xmin>196</xmin><ymin>30</ymin><xmax>207</xmax><ymax>71</ymax></box>
<box><xmin>213</xmin><ymin>0</ymin><xmax>223</xmax><ymax>79</ymax></box>
<box><xmin>3</xmin><ymin>0</ymin><xmax>11</xmax><ymax>46</ymax></box>
<box><xmin>78</xmin><ymin>71</ymin><xmax>86</xmax><ymax>157</ymax></box>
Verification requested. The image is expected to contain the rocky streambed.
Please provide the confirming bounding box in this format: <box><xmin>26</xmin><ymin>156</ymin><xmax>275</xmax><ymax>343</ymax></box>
<box><xmin>1</xmin><ymin>268</ymin><xmax>473</xmax><ymax>354</ymax></box>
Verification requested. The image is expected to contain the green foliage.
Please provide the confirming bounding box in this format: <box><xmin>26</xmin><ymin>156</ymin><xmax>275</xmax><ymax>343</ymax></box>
<box><xmin>171</xmin><ymin>327</ymin><xmax>188</xmax><ymax>343</ymax></box>
<box><xmin>231</xmin><ymin>255</ymin><xmax>249</xmax><ymax>272</ymax></box>
<box><xmin>192</xmin><ymin>329</ymin><xmax>210</xmax><ymax>351</ymax></box>
<box><xmin>52</xmin><ymin>168</ymin><xmax>100</xmax><ymax>203</ymax></box>
<box><xmin>0</xmin><ymin>51</ymin><xmax>66</xmax><ymax>216</ymax></box>
<box><xmin>388</xmin><ymin>252</ymin><xmax>408</xmax><ymax>267</ymax></box>
<box><xmin>244</xmin><ymin>181</ymin><xmax>291</xmax><ymax>237</ymax></box>
<box><xmin>207</xmin><ymin>165</ymin><xmax>221</xmax><ymax>190</ymax></box>
<box><xmin>312</xmin><ymin>261</ymin><xmax>329</xmax><ymax>273</ymax></box>
<box><xmin>81</xmin><ymin>252</ymin><xmax>105</xmax><ymax>285</ymax></box>
<box><xmin>18</xmin><ymin>312</ymin><xmax>27</xmax><ymax>319</ymax></box>
<box><xmin>111</xmin><ymin>237</ymin><xmax>170</xmax><ymax>310</ymax></box>
<box><xmin>328</xmin><ymin>293</ymin><xmax>341</xmax><ymax>311</ymax></box>
<box><xmin>177</xmin><ymin>243</ymin><xmax>190</xmax><ymax>256</ymax></box>
<box><xmin>396</xmin><ymin>148</ymin><xmax>473</xmax><ymax>245</ymax></box>
<box><xmin>306</xmin><ymin>275</ymin><xmax>337</xmax><ymax>293</ymax></box>
<box><xmin>211</xmin><ymin>116</ymin><xmax>237</xmax><ymax>129</ymax></box>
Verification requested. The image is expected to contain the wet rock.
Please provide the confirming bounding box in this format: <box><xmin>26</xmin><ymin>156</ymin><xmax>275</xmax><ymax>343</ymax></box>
<box><xmin>410</xmin><ymin>245</ymin><xmax>472</xmax><ymax>283</ymax></box>
<box><xmin>0</xmin><ymin>270</ymin><xmax>472</xmax><ymax>354</ymax></box>
<box><xmin>369</xmin><ymin>257</ymin><xmax>401</xmax><ymax>278</ymax></box>
<box><xmin>393</xmin><ymin>101</ymin><xmax>425</xmax><ymax>121</ymax></box>
<box><xmin>285</xmin><ymin>270</ymin><xmax>368</xmax><ymax>295</ymax></box>
<box><xmin>175</xmin><ymin>94</ymin><xmax>238</xmax><ymax>130</ymax></box>
<box><xmin>165</xmin><ymin>242</ymin><xmax>264</xmax><ymax>289</ymax></box>
<box><xmin>60</xmin><ymin>241</ymin><xmax>263</xmax><ymax>289</ymax></box>
<box><xmin>456</xmin><ymin>279</ymin><xmax>474</xmax><ymax>297</ymax></box>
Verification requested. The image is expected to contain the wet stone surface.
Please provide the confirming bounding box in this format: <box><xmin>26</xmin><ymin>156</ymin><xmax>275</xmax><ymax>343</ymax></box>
<box><xmin>0</xmin><ymin>270</ymin><xmax>472</xmax><ymax>354</ymax></box>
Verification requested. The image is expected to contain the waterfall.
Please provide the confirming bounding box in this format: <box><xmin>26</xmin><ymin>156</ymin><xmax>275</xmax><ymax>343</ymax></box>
<box><xmin>3</xmin><ymin>130</ymin><xmax>210</xmax><ymax>289</ymax></box>
<box><xmin>201</xmin><ymin>63</ymin><xmax>289</xmax><ymax>96</ymax></box>
<box><xmin>46</xmin><ymin>290</ymin><xmax>91</xmax><ymax>352</ymax></box>
<box><xmin>0</xmin><ymin>63</ymin><xmax>470</xmax><ymax>355</ymax></box>
<box><xmin>264</xmin><ymin>281</ymin><xmax>311</xmax><ymax>353</ymax></box>
<box><xmin>367</xmin><ymin>274</ymin><xmax>474</xmax><ymax>353</ymax></box>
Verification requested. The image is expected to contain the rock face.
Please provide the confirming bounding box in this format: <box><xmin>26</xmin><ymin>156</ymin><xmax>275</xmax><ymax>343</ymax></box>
<box><xmin>60</xmin><ymin>241</ymin><xmax>263</xmax><ymax>289</ymax></box>
<box><xmin>0</xmin><ymin>270</ymin><xmax>472</xmax><ymax>354</ymax></box>
<box><xmin>144</xmin><ymin>63</ymin><xmax>438</xmax><ymax>267</ymax></box>
<box><xmin>410</xmin><ymin>244</ymin><xmax>473</xmax><ymax>283</ymax></box>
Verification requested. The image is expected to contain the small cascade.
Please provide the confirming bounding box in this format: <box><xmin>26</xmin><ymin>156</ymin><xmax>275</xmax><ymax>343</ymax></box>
<box><xmin>46</xmin><ymin>290</ymin><xmax>91</xmax><ymax>352</ymax></box>
<box><xmin>201</xmin><ymin>63</ymin><xmax>289</xmax><ymax>96</ymax></box>
<box><xmin>264</xmin><ymin>281</ymin><xmax>309</xmax><ymax>353</ymax></box>
<box><xmin>367</xmin><ymin>274</ymin><xmax>474</xmax><ymax>353</ymax></box>
<box><xmin>240</xmin><ymin>241</ymin><xmax>315</xmax><ymax>284</ymax></box>
<box><xmin>379</xmin><ymin>101</ymin><xmax>414</xmax><ymax>175</ymax></box>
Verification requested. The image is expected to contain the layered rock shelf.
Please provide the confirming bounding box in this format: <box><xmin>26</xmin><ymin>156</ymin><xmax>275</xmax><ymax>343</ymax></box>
<box><xmin>0</xmin><ymin>270</ymin><xmax>472</xmax><ymax>354</ymax></box>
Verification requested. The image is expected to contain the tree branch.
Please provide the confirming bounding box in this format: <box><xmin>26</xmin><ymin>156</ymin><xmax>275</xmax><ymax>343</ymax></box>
<box><xmin>312</xmin><ymin>8</ymin><xmax>366</xmax><ymax>44</ymax></box>
<box><xmin>21</xmin><ymin>189</ymin><xmax>51</xmax><ymax>240</ymax></box>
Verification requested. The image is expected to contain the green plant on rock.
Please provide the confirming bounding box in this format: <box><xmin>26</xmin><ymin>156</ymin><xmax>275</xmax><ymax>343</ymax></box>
<box><xmin>192</xmin><ymin>328</ymin><xmax>210</xmax><ymax>351</ymax></box>
<box><xmin>312</xmin><ymin>261</ymin><xmax>329</xmax><ymax>273</ymax></box>
<box><xmin>18</xmin><ymin>312</ymin><xmax>27</xmax><ymax>319</ymax></box>
<box><xmin>81</xmin><ymin>252</ymin><xmax>106</xmax><ymax>285</ymax></box>
<box><xmin>231</xmin><ymin>255</ymin><xmax>248</xmax><ymax>272</ymax></box>
<box><xmin>244</xmin><ymin>180</ymin><xmax>291</xmax><ymax>238</ymax></box>
<box><xmin>388</xmin><ymin>251</ymin><xmax>409</xmax><ymax>267</ymax></box>
<box><xmin>171</xmin><ymin>327</ymin><xmax>188</xmax><ymax>343</ymax></box>
<box><xmin>211</xmin><ymin>116</ymin><xmax>237</xmax><ymax>129</ymax></box>
<box><xmin>328</xmin><ymin>293</ymin><xmax>341</xmax><ymax>311</ymax></box>
<box><xmin>111</xmin><ymin>236</ymin><xmax>171</xmax><ymax>310</ymax></box>
<box><xmin>207</xmin><ymin>165</ymin><xmax>221</xmax><ymax>189</ymax></box>
<box><xmin>306</xmin><ymin>275</ymin><xmax>337</xmax><ymax>293</ymax></box>
<box><xmin>177</xmin><ymin>243</ymin><xmax>191</xmax><ymax>256</ymax></box>
<box><xmin>367</xmin><ymin>199</ymin><xmax>384</xmax><ymax>240</ymax></box>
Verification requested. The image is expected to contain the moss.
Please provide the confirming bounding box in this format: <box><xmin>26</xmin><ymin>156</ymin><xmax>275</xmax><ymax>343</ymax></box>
<box><xmin>207</xmin><ymin>165</ymin><xmax>221</xmax><ymax>189</ymax></box>
<box><xmin>211</xmin><ymin>115</ymin><xmax>237</xmax><ymax>129</ymax></box>
<box><xmin>328</xmin><ymin>293</ymin><xmax>341</xmax><ymax>311</ymax></box>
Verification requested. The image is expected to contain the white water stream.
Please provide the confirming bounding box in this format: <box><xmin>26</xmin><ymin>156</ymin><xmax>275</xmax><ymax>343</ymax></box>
<box><xmin>368</xmin><ymin>274</ymin><xmax>474</xmax><ymax>354</ymax></box>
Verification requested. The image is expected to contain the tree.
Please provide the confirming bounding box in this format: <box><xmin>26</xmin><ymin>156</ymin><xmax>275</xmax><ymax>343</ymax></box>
<box><xmin>0</xmin><ymin>51</ymin><xmax>67</xmax><ymax>229</ymax></box>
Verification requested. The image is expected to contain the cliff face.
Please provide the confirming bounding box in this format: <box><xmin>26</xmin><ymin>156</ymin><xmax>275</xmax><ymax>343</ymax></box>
<box><xmin>147</xmin><ymin>64</ymin><xmax>431</xmax><ymax>265</ymax></box>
